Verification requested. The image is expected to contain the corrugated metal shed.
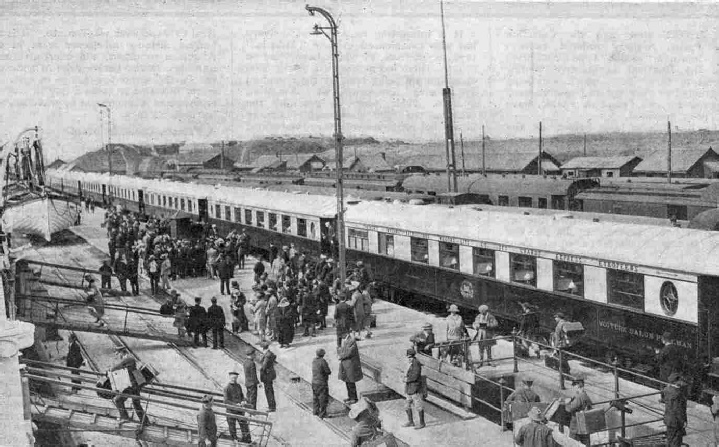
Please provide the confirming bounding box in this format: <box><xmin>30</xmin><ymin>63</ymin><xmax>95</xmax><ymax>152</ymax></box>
<box><xmin>403</xmin><ymin>173</ymin><xmax>577</xmax><ymax>196</ymax></box>
<box><xmin>344</xmin><ymin>201</ymin><xmax>719</xmax><ymax>276</ymax></box>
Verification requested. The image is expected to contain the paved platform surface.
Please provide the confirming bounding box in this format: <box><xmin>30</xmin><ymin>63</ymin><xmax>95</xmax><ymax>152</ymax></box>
<box><xmin>21</xmin><ymin>207</ymin><xmax>718</xmax><ymax>446</ymax></box>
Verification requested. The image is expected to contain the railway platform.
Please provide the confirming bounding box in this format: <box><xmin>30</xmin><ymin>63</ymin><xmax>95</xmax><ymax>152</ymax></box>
<box><xmin>21</xmin><ymin>207</ymin><xmax>716</xmax><ymax>446</ymax></box>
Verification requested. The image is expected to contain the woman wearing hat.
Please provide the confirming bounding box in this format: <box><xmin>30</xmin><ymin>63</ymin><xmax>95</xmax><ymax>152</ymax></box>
<box><xmin>445</xmin><ymin>304</ymin><xmax>466</xmax><ymax>366</ymax></box>
<box><xmin>173</xmin><ymin>300</ymin><xmax>187</xmax><ymax>338</ymax></box>
<box><xmin>253</xmin><ymin>292</ymin><xmax>268</xmax><ymax>341</ymax></box>
<box><xmin>276</xmin><ymin>297</ymin><xmax>295</xmax><ymax>348</ymax></box>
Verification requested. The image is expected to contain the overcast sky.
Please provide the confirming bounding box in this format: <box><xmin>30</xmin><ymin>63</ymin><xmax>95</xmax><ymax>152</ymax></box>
<box><xmin>1</xmin><ymin>0</ymin><xmax>717</xmax><ymax>161</ymax></box>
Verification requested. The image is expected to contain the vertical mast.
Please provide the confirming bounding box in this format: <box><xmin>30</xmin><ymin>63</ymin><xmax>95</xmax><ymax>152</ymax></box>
<box><xmin>667</xmin><ymin>121</ymin><xmax>672</xmax><ymax>184</ymax></box>
<box><xmin>538</xmin><ymin>121</ymin><xmax>543</xmax><ymax>175</ymax></box>
<box><xmin>440</xmin><ymin>1</ymin><xmax>458</xmax><ymax>192</ymax></box>
<box><xmin>482</xmin><ymin>124</ymin><xmax>486</xmax><ymax>176</ymax></box>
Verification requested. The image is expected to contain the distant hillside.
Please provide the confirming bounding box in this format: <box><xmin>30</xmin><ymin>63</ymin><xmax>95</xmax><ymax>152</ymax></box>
<box><xmin>65</xmin><ymin>130</ymin><xmax>719</xmax><ymax>173</ymax></box>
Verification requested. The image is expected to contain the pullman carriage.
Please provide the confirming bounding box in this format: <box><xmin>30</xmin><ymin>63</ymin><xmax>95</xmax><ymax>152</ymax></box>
<box><xmin>344</xmin><ymin>201</ymin><xmax>719</xmax><ymax>393</ymax></box>
<box><xmin>206</xmin><ymin>188</ymin><xmax>336</xmax><ymax>258</ymax></box>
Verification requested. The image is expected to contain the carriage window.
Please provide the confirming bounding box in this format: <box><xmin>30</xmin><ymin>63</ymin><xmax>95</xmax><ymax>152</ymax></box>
<box><xmin>225</xmin><ymin>206</ymin><xmax>231</xmax><ymax>221</ymax></box>
<box><xmin>245</xmin><ymin>209</ymin><xmax>253</xmax><ymax>225</ymax></box>
<box><xmin>256</xmin><ymin>211</ymin><xmax>265</xmax><ymax>227</ymax></box>
<box><xmin>410</xmin><ymin>237</ymin><xmax>429</xmax><ymax>263</ymax></box>
<box><xmin>554</xmin><ymin>261</ymin><xmax>584</xmax><ymax>297</ymax></box>
<box><xmin>297</xmin><ymin>218</ymin><xmax>307</xmax><ymax>237</ymax></box>
<box><xmin>518</xmin><ymin>197</ymin><xmax>532</xmax><ymax>208</ymax></box>
<box><xmin>607</xmin><ymin>269</ymin><xmax>644</xmax><ymax>310</ymax></box>
<box><xmin>348</xmin><ymin>229</ymin><xmax>369</xmax><ymax>251</ymax></box>
<box><xmin>187</xmin><ymin>199</ymin><xmax>193</xmax><ymax>212</ymax></box>
<box><xmin>234</xmin><ymin>207</ymin><xmax>241</xmax><ymax>223</ymax></box>
<box><xmin>551</xmin><ymin>195</ymin><xmax>566</xmax><ymax>210</ymax></box>
<box><xmin>269</xmin><ymin>213</ymin><xmax>278</xmax><ymax>231</ymax></box>
<box><xmin>180</xmin><ymin>199</ymin><xmax>185</xmax><ymax>211</ymax></box>
<box><xmin>498</xmin><ymin>196</ymin><xmax>509</xmax><ymax>206</ymax></box>
<box><xmin>537</xmin><ymin>198</ymin><xmax>548</xmax><ymax>209</ymax></box>
<box><xmin>473</xmin><ymin>247</ymin><xmax>495</xmax><ymax>277</ymax></box>
<box><xmin>439</xmin><ymin>242</ymin><xmax>460</xmax><ymax>270</ymax></box>
<box><xmin>310</xmin><ymin>222</ymin><xmax>316</xmax><ymax>239</ymax></box>
<box><xmin>163</xmin><ymin>196</ymin><xmax>167</xmax><ymax>207</ymax></box>
<box><xmin>282</xmin><ymin>215</ymin><xmax>292</xmax><ymax>233</ymax></box>
<box><xmin>378</xmin><ymin>233</ymin><xmax>394</xmax><ymax>256</ymax></box>
<box><xmin>510</xmin><ymin>253</ymin><xmax>537</xmax><ymax>286</ymax></box>
<box><xmin>150</xmin><ymin>194</ymin><xmax>154</xmax><ymax>205</ymax></box>
<box><xmin>215</xmin><ymin>204</ymin><xmax>221</xmax><ymax>218</ymax></box>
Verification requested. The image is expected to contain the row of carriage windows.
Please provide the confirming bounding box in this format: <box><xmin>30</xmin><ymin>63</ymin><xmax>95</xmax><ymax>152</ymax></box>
<box><xmin>209</xmin><ymin>204</ymin><xmax>312</xmax><ymax>239</ymax></box>
<box><xmin>363</xmin><ymin>232</ymin><xmax>672</xmax><ymax>315</ymax></box>
<box><xmin>497</xmin><ymin>195</ymin><xmax>564</xmax><ymax>209</ymax></box>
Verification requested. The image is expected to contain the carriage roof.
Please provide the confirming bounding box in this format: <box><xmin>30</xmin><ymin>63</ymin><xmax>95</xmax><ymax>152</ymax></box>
<box><xmin>345</xmin><ymin>201</ymin><xmax>719</xmax><ymax>277</ymax></box>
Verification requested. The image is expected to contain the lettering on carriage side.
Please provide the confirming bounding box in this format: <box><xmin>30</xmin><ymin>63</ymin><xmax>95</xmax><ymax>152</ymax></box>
<box><xmin>598</xmin><ymin>260</ymin><xmax>639</xmax><ymax>273</ymax></box>
<box><xmin>520</xmin><ymin>248</ymin><xmax>540</xmax><ymax>257</ymax></box>
<box><xmin>598</xmin><ymin>320</ymin><xmax>693</xmax><ymax>348</ymax></box>
<box><xmin>555</xmin><ymin>253</ymin><xmax>586</xmax><ymax>264</ymax></box>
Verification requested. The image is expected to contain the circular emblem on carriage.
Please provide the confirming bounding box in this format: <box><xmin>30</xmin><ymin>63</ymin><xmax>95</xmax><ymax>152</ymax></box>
<box><xmin>460</xmin><ymin>280</ymin><xmax>474</xmax><ymax>300</ymax></box>
<box><xmin>660</xmin><ymin>281</ymin><xmax>678</xmax><ymax>316</ymax></box>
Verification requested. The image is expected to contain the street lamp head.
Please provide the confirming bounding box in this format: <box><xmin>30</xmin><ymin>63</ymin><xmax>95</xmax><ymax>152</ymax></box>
<box><xmin>305</xmin><ymin>4</ymin><xmax>315</xmax><ymax>15</ymax></box>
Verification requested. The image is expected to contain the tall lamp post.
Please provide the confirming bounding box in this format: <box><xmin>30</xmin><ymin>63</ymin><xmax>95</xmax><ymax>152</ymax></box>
<box><xmin>306</xmin><ymin>4</ymin><xmax>346</xmax><ymax>284</ymax></box>
<box><xmin>98</xmin><ymin>103</ymin><xmax>112</xmax><ymax>201</ymax></box>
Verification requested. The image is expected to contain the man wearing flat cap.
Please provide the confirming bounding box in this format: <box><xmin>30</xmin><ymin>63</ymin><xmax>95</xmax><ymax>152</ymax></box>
<box><xmin>224</xmin><ymin>372</ymin><xmax>251</xmax><ymax>443</ymax></box>
<box><xmin>312</xmin><ymin>348</ymin><xmax>331</xmax><ymax>419</ymax></box>
<box><xmin>188</xmin><ymin>297</ymin><xmax>208</xmax><ymax>348</ymax></box>
<box><xmin>109</xmin><ymin>346</ymin><xmax>146</xmax><ymax>424</ymax></box>
<box><xmin>197</xmin><ymin>395</ymin><xmax>217</xmax><ymax>447</ymax></box>
<box><xmin>552</xmin><ymin>312</ymin><xmax>569</xmax><ymax>349</ymax></box>
<box><xmin>410</xmin><ymin>323</ymin><xmax>436</xmax><ymax>357</ymax></box>
<box><xmin>514</xmin><ymin>407</ymin><xmax>556</xmax><ymax>447</ymax></box>
<box><xmin>564</xmin><ymin>376</ymin><xmax>593</xmax><ymax>445</ymax></box>
<box><xmin>662</xmin><ymin>373</ymin><xmax>687</xmax><ymax>447</ymax></box>
<box><xmin>403</xmin><ymin>348</ymin><xmax>425</xmax><ymax>429</ymax></box>
<box><xmin>242</xmin><ymin>347</ymin><xmax>259</xmax><ymax>410</ymax></box>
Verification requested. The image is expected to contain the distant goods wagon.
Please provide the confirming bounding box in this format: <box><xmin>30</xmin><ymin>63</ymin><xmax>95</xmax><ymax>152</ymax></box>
<box><xmin>402</xmin><ymin>174</ymin><xmax>598</xmax><ymax>210</ymax></box>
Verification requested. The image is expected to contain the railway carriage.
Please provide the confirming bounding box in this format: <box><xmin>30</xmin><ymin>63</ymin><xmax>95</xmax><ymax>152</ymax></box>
<box><xmin>343</xmin><ymin>201</ymin><xmax>719</xmax><ymax>396</ymax></box>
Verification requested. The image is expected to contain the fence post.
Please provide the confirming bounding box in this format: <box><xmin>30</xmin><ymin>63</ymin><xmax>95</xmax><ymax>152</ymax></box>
<box><xmin>498</xmin><ymin>377</ymin><xmax>506</xmax><ymax>431</ymax></box>
<box><xmin>512</xmin><ymin>328</ymin><xmax>519</xmax><ymax>373</ymax></box>
<box><xmin>613</xmin><ymin>359</ymin><xmax>626</xmax><ymax>440</ymax></box>
<box><xmin>558</xmin><ymin>349</ymin><xmax>566</xmax><ymax>390</ymax></box>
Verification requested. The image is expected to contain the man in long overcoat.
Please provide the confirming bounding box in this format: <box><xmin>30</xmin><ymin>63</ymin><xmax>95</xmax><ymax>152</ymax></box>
<box><xmin>662</xmin><ymin>373</ymin><xmax>688</xmax><ymax>447</ymax></box>
<box><xmin>338</xmin><ymin>333</ymin><xmax>363</xmax><ymax>404</ymax></box>
<box><xmin>207</xmin><ymin>296</ymin><xmax>226</xmax><ymax>349</ymax></box>
<box><xmin>259</xmin><ymin>341</ymin><xmax>277</xmax><ymax>412</ymax></box>
<box><xmin>334</xmin><ymin>294</ymin><xmax>354</xmax><ymax>348</ymax></box>
<box><xmin>188</xmin><ymin>297</ymin><xmax>208</xmax><ymax>348</ymax></box>
<box><xmin>242</xmin><ymin>347</ymin><xmax>259</xmax><ymax>410</ymax></box>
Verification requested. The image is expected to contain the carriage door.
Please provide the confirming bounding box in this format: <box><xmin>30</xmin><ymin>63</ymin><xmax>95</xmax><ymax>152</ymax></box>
<box><xmin>197</xmin><ymin>198</ymin><xmax>209</xmax><ymax>223</ymax></box>
<box><xmin>137</xmin><ymin>190</ymin><xmax>145</xmax><ymax>215</ymax></box>
<box><xmin>101</xmin><ymin>184</ymin><xmax>107</xmax><ymax>204</ymax></box>
<box><xmin>319</xmin><ymin>217</ymin><xmax>335</xmax><ymax>256</ymax></box>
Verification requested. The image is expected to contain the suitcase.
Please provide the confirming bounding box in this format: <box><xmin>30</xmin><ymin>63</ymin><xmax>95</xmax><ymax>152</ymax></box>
<box><xmin>576</xmin><ymin>408</ymin><xmax>607</xmax><ymax>435</ymax></box>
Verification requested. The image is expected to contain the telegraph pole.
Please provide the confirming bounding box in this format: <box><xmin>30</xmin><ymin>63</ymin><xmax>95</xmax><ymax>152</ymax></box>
<box><xmin>440</xmin><ymin>1</ymin><xmax>458</xmax><ymax>192</ymax></box>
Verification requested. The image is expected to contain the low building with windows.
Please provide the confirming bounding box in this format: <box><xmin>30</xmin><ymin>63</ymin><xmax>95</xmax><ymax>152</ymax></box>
<box><xmin>561</xmin><ymin>156</ymin><xmax>642</xmax><ymax>178</ymax></box>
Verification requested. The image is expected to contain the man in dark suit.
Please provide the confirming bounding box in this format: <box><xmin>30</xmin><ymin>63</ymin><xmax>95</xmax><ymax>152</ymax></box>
<box><xmin>188</xmin><ymin>297</ymin><xmax>208</xmax><ymax>348</ymax></box>
<box><xmin>403</xmin><ymin>348</ymin><xmax>425</xmax><ymax>429</ymax></box>
<box><xmin>242</xmin><ymin>347</ymin><xmax>259</xmax><ymax>410</ymax></box>
<box><xmin>657</xmin><ymin>332</ymin><xmax>685</xmax><ymax>382</ymax></box>
<box><xmin>259</xmin><ymin>341</ymin><xmax>277</xmax><ymax>412</ymax></box>
<box><xmin>333</xmin><ymin>294</ymin><xmax>354</xmax><ymax>348</ymax></box>
<box><xmin>207</xmin><ymin>297</ymin><xmax>226</xmax><ymax>349</ymax></box>
<box><xmin>197</xmin><ymin>395</ymin><xmax>217</xmax><ymax>447</ymax></box>
<box><xmin>109</xmin><ymin>346</ymin><xmax>145</xmax><ymax>424</ymax></box>
<box><xmin>312</xmin><ymin>348</ymin><xmax>331</xmax><ymax>419</ymax></box>
<box><xmin>66</xmin><ymin>333</ymin><xmax>84</xmax><ymax>392</ymax></box>
<box><xmin>662</xmin><ymin>373</ymin><xmax>688</xmax><ymax>447</ymax></box>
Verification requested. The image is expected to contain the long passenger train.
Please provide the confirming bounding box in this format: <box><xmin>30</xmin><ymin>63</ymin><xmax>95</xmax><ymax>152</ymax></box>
<box><xmin>46</xmin><ymin>169</ymin><xmax>719</xmax><ymax>399</ymax></box>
